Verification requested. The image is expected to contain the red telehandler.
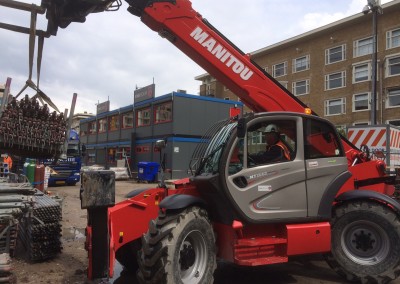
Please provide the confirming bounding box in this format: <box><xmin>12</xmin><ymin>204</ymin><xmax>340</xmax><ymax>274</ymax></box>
<box><xmin>45</xmin><ymin>0</ymin><xmax>400</xmax><ymax>283</ymax></box>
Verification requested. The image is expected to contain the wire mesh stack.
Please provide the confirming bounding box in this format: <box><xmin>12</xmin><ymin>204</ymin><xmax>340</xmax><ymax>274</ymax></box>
<box><xmin>0</xmin><ymin>178</ymin><xmax>63</xmax><ymax>284</ymax></box>
<box><xmin>18</xmin><ymin>192</ymin><xmax>62</xmax><ymax>261</ymax></box>
<box><xmin>0</xmin><ymin>182</ymin><xmax>34</xmax><ymax>282</ymax></box>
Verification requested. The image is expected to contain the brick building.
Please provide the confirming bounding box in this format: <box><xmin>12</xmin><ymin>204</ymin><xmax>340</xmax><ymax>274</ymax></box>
<box><xmin>195</xmin><ymin>0</ymin><xmax>400</xmax><ymax>131</ymax></box>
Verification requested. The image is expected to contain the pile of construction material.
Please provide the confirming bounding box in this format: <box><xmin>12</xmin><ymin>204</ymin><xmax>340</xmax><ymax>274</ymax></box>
<box><xmin>0</xmin><ymin>95</ymin><xmax>67</xmax><ymax>158</ymax></box>
<box><xmin>0</xmin><ymin>178</ymin><xmax>63</xmax><ymax>280</ymax></box>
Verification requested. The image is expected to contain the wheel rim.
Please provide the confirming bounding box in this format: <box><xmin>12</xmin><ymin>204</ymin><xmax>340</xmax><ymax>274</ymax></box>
<box><xmin>179</xmin><ymin>230</ymin><xmax>208</xmax><ymax>284</ymax></box>
<box><xmin>341</xmin><ymin>220</ymin><xmax>390</xmax><ymax>265</ymax></box>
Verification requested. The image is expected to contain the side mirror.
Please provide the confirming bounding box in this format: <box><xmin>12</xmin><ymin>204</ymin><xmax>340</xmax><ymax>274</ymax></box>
<box><xmin>237</xmin><ymin>117</ymin><xmax>246</xmax><ymax>138</ymax></box>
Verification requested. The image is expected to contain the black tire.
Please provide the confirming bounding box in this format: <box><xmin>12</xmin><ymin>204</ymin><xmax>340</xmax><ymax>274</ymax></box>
<box><xmin>137</xmin><ymin>206</ymin><xmax>216</xmax><ymax>284</ymax></box>
<box><xmin>325</xmin><ymin>200</ymin><xmax>400</xmax><ymax>284</ymax></box>
<box><xmin>115</xmin><ymin>239</ymin><xmax>141</xmax><ymax>272</ymax></box>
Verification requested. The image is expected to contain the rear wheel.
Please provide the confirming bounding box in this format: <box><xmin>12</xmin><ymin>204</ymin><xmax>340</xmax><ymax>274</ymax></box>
<box><xmin>325</xmin><ymin>201</ymin><xmax>400</xmax><ymax>283</ymax></box>
<box><xmin>137</xmin><ymin>206</ymin><xmax>216</xmax><ymax>284</ymax></box>
<box><xmin>115</xmin><ymin>240</ymin><xmax>141</xmax><ymax>272</ymax></box>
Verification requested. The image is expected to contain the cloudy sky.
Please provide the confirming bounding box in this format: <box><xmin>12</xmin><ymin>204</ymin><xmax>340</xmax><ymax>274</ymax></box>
<box><xmin>0</xmin><ymin>0</ymin><xmax>393</xmax><ymax>114</ymax></box>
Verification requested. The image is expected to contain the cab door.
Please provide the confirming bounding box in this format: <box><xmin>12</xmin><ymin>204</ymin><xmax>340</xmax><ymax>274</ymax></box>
<box><xmin>303</xmin><ymin>117</ymin><xmax>349</xmax><ymax>218</ymax></box>
<box><xmin>224</xmin><ymin>115</ymin><xmax>308</xmax><ymax>222</ymax></box>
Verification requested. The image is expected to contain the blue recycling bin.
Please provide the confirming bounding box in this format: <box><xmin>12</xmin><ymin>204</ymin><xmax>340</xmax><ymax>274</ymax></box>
<box><xmin>137</xmin><ymin>162</ymin><xmax>159</xmax><ymax>182</ymax></box>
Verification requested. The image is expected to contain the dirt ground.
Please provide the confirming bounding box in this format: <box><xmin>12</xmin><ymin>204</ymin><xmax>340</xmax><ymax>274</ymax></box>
<box><xmin>12</xmin><ymin>180</ymin><xmax>147</xmax><ymax>284</ymax></box>
<box><xmin>10</xmin><ymin>180</ymin><xmax>395</xmax><ymax>284</ymax></box>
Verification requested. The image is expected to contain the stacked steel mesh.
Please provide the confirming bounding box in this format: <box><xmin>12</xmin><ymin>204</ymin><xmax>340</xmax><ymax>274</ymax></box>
<box><xmin>0</xmin><ymin>182</ymin><xmax>35</xmax><ymax>282</ymax></box>
<box><xmin>0</xmin><ymin>95</ymin><xmax>67</xmax><ymax>157</ymax></box>
<box><xmin>18</xmin><ymin>192</ymin><xmax>62</xmax><ymax>261</ymax></box>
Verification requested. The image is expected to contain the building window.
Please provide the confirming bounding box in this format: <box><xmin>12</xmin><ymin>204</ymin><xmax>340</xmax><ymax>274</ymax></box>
<box><xmin>386</xmin><ymin>88</ymin><xmax>400</xmax><ymax>108</ymax></box>
<box><xmin>292</xmin><ymin>79</ymin><xmax>310</xmax><ymax>96</ymax></box>
<box><xmin>272</xmin><ymin>62</ymin><xmax>287</xmax><ymax>77</ymax></box>
<box><xmin>98</xmin><ymin>118</ymin><xmax>107</xmax><ymax>133</ymax></box>
<box><xmin>325</xmin><ymin>71</ymin><xmax>346</xmax><ymax>90</ymax></box>
<box><xmin>325</xmin><ymin>98</ymin><xmax>345</xmax><ymax>116</ymax></box>
<box><xmin>279</xmin><ymin>81</ymin><xmax>288</xmax><ymax>89</ymax></box>
<box><xmin>121</xmin><ymin>112</ymin><xmax>133</xmax><ymax>129</ymax></box>
<box><xmin>293</xmin><ymin>55</ymin><xmax>310</xmax><ymax>72</ymax></box>
<box><xmin>108</xmin><ymin>115</ymin><xmax>120</xmax><ymax>131</ymax></box>
<box><xmin>354</xmin><ymin>37</ymin><xmax>373</xmax><ymax>57</ymax></box>
<box><xmin>325</xmin><ymin>44</ymin><xmax>346</xmax><ymax>64</ymax></box>
<box><xmin>386</xmin><ymin>55</ymin><xmax>400</xmax><ymax>77</ymax></box>
<box><xmin>387</xmin><ymin>119</ymin><xmax>400</xmax><ymax>127</ymax></box>
<box><xmin>89</xmin><ymin>121</ymin><xmax>96</xmax><ymax>134</ymax></box>
<box><xmin>353</xmin><ymin>93</ymin><xmax>370</xmax><ymax>112</ymax></box>
<box><xmin>137</xmin><ymin>108</ymin><xmax>151</xmax><ymax>127</ymax></box>
<box><xmin>154</xmin><ymin>102</ymin><xmax>172</xmax><ymax>124</ymax></box>
<box><xmin>263</xmin><ymin>66</ymin><xmax>268</xmax><ymax>72</ymax></box>
<box><xmin>335</xmin><ymin>125</ymin><xmax>347</xmax><ymax>136</ymax></box>
<box><xmin>249</xmin><ymin>131</ymin><xmax>265</xmax><ymax>145</ymax></box>
<box><xmin>353</xmin><ymin>62</ymin><xmax>370</xmax><ymax>83</ymax></box>
<box><xmin>353</xmin><ymin>121</ymin><xmax>370</xmax><ymax>126</ymax></box>
<box><xmin>387</xmin><ymin>28</ymin><xmax>400</xmax><ymax>49</ymax></box>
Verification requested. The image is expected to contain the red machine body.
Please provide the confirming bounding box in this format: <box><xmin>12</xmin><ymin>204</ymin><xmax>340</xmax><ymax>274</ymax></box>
<box><xmin>90</xmin><ymin>0</ymin><xmax>396</xmax><ymax>279</ymax></box>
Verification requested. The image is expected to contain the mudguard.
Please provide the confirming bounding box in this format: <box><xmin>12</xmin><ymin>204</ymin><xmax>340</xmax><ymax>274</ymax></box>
<box><xmin>336</xmin><ymin>189</ymin><xmax>400</xmax><ymax>212</ymax></box>
<box><xmin>159</xmin><ymin>194</ymin><xmax>206</xmax><ymax>210</ymax></box>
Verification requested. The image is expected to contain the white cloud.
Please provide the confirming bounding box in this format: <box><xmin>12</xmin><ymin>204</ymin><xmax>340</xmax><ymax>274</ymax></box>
<box><xmin>0</xmin><ymin>0</ymin><xmax>396</xmax><ymax>114</ymax></box>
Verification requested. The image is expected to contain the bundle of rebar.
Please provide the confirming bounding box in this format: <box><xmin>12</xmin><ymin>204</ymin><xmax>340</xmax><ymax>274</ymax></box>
<box><xmin>0</xmin><ymin>95</ymin><xmax>67</xmax><ymax>157</ymax></box>
<box><xmin>18</xmin><ymin>193</ymin><xmax>62</xmax><ymax>261</ymax></box>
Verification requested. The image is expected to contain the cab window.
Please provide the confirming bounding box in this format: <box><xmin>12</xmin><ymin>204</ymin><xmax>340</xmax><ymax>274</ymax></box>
<box><xmin>304</xmin><ymin>118</ymin><xmax>343</xmax><ymax>159</ymax></box>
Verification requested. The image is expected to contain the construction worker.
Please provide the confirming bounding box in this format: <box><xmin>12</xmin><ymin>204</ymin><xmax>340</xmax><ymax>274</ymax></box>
<box><xmin>3</xmin><ymin>153</ymin><xmax>12</xmax><ymax>172</ymax></box>
<box><xmin>264</xmin><ymin>124</ymin><xmax>291</xmax><ymax>161</ymax></box>
<box><xmin>251</xmin><ymin>124</ymin><xmax>291</xmax><ymax>164</ymax></box>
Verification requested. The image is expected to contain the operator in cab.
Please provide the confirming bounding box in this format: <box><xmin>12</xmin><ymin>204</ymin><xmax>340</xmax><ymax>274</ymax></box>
<box><xmin>252</xmin><ymin>124</ymin><xmax>291</xmax><ymax>164</ymax></box>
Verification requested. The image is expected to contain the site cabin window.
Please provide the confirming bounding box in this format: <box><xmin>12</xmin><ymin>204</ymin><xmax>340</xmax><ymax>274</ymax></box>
<box><xmin>108</xmin><ymin>115</ymin><xmax>120</xmax><ymax>131</ymax></box>
<box><xmin>135</xmin><ymin>145</ymin><xmax>150</xmax><ymax>154</ymax></box>
<box><xmin>304</xmin><ymin>118</ymin><xmax>343</xmax><ymax>160</ymax></box>
<box><xmin>386</xmin><ymin>88</ymin><xmax>400</xmax><ymax>108</ymax></box>
<box><xmin>137</xmin><ymin>108</ymin><xmax>151</xmax><ymax>127</ymax></box>
<box><xmin>386</xmin><ymin>55</ymin><xmax>400</xmax><ymax>77</ymax></box>
<box><xmin>325</xmin><ymin>71</ymin><xmax>346</xmax><ymax>90</ymax></box>
<box><xmin>354</xmin><ymin>37</ymin><xmax>373</xmax><ymax>58</ymax></box>
<box><xmin>154</xmin><ymin>102</ymin><xmax>172</xmax><ymax>124</ymax></box>
<box><xmin>98</xmin><ymin>118</ymin><xmax>107</xmax><ymax>133</ymax></box>
<box><xmin>387</xmin><ymin>28</ymin><xmax>400</xmax><ymax>49</ymax></box>
<box><xmin>325</xmin><ymin>98</ymin><xmax>346</xmax><ymax>116</ymax></box>
<box><xmin>353</xmin><ymin>62</ymin><xmax>371</xmax><ymax>83</ymax></box>
<box><xmin>353</xmin><ymin>93</ymin><xmax>371</xmax><ymax>112</ymax></box>
<box><xmin>292</xmin><ymin>80</ymin><xmax>310</xmax><ymax>96</ymax></box>
<box><xmin>89</xmin><ymin>121</ymin><xmax>97</xmax><ymax>134</ymax></box>
<box><xmin>273</xmin><ymin>62</ymin><xmax>287</xmax><ymax>77</ymax></box>
<box><xmin>293</xmin><ymin>55</ymin><xmax>310</xmax><ymax>73</ymax></box>
<box><xmin>121</xmin><ymin>112</ymin><xmax>133</xmax><ymax>129</ymax></box>
<box><xmin>325</xmin><ymin>44</ymin><xmax>346</xmax><ymax>64</ymax></box>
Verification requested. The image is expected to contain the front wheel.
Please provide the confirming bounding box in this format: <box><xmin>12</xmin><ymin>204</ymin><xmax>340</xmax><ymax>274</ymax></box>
<box><xmin>137</xmin><ymin>206</ymin><xmax>216</xmax><ymax>284</ymax></box>
<box><xmin>325</xmin><ymin>201</ymin><xmax>400</xmax><ymax>284</ymax></box>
